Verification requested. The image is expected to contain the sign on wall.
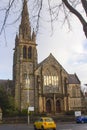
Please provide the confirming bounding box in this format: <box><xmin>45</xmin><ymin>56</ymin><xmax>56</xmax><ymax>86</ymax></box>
<box><xmin>28</xmin><ymin>107</ymin><xmax>34</xmax><ymax>112</ymax></box>
<box><xmin>75</xmin><ymin>111</ymin><xmax>81</xmax><ymax>117</ymax></box>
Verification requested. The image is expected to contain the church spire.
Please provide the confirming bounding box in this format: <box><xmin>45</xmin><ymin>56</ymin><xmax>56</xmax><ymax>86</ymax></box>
<box><xmin>19</xmin><ymin>0</ymin><xmax>31</xmax><ymax>40</ymax></box>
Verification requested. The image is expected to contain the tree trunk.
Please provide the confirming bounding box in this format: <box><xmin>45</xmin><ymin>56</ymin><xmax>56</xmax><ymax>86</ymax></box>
<box><xmin>83</xmin><ymin>24</ymin><xmax>87</xmax><ymax>38</ymax></box>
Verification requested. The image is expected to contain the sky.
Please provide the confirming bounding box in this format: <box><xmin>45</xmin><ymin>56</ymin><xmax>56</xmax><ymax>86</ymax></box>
<box><xmin>0</xmin><ymin>0</ymin><xmax>87</xmax><ymax>91</ymax></box>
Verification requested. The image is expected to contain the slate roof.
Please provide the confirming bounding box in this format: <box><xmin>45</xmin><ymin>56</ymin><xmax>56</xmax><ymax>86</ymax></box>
<box><xmin>0</xmin><ymin>79</ymin><xmax>12</xmax><ymax>85</ymax></box>
<box><xmin>68</xmin><ymin>73</ymin><xmax>80</xmax><ymax>84</ymax></box>
<box><xmin>38</xmin><ymin>53</ymin><xmax>61</xmax><ymax>67</ymax></box>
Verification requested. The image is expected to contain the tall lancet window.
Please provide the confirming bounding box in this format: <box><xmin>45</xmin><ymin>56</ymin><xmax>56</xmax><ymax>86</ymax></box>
<box><xmin>28</xmin><ymin>46</ymin><xmax>32</xmax><ymax>59</ymax></box>
<box><xmin>23</xmin><ymin>46</ymin><xmax>27</xmax><ymax>59</ymax></box>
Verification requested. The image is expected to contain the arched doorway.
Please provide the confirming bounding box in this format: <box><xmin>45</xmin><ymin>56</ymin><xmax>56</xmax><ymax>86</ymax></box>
<box><xmin>46</xmin><ymin>99</ymin><xmax>51</xmax><ymax>113</ymax></box>
<box><xmin>56</xmin><ymin>100</ymin><xmax>61</xmax><ymax>113</ymax></box>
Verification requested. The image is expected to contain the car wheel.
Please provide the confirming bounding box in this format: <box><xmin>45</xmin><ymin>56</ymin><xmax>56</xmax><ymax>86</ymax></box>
<box><xmin>34</xmin><ymin>125</ymin><xmax>37</xmax><ymax>130</ymax></box>
<box><xmin>41</xmin><ymin>126</ymin><xmax>44</xmax><ymax>130</ymax></box>
<box><xmin>53</xmin><ymin>128</ymin><xmax>56</xmax><ymax>130</ymax></box>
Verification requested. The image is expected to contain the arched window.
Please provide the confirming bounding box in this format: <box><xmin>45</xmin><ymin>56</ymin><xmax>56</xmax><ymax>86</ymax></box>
<box><xmin>23</xmin><ymin>46</ymin><xmax>27</xmax><ymax>59</ymax></box>
<box><xmin>28</xmin><ymin>46</ymin><xmax>32</xmax><ymax>59</ymax></box>
<box><xmin>64</xmin><ymin>78</ymin><xmax>67</xmax><ymax>95</ymax></box>
<box><xmin>72</xmin><ymin>87</ymin><xmax>76</xmax><ymax>97</ymax></box>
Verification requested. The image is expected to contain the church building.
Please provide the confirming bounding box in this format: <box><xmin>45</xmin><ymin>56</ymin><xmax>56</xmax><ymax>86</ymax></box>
<box><xmin>13</xmin><ymin>0</ymin><xmax>85</xmax><ymax>114</ymax></box>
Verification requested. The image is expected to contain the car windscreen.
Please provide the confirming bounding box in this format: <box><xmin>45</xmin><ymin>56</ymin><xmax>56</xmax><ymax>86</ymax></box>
<box><xmin>44</xmin><ymin>118</ymin><xmax>53</xmax><ymax>122</ymax></box>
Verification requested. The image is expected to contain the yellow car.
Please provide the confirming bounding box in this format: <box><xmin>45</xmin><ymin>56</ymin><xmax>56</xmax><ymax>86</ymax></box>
<box><xmin>34</xmin><ymin>117</ymin><xmax>56</xmax><ymax>130</ymax></box>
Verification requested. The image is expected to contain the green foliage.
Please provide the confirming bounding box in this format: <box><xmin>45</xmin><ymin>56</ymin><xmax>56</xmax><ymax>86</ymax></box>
<box><xmin>64</xmin><ymin>110</ymin><xmax>74</xmax><ymax>115</ymax></box>
<box><xmin>20</xmin><ymin>109</ymin><xmax>28</xmax><ymax>116</ymax></box>
<box><xmin>5</xmin><ymin>109</ymin><xmax>28</xmax><ymax>117</ymax></box>
<box><xmin>4</xmin><ymin>109</ymin><xmax>19</xmax><ymax>117</ymax></box>
<box><xmin>30</xmin><ymin>112</ymin><xmax>47</xmax><ymax>117</ymax></box>
<box><xmin>0</xmin><ymin>86</ymin><xmax>15</xmax><ymax>116</ymax></box>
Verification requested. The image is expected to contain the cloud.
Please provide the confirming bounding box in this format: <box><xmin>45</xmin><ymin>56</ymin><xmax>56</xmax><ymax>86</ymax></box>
<box><xmin>36</xmin><ymin>20</ymin><xmax>87</xmax><ymax>86</ymax></box>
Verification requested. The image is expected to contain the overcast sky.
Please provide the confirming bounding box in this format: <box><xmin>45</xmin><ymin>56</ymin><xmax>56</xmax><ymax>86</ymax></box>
<box><xmin>0</xmin><ymin>0</ymin><xmax>87</xmax><ymax>90</ymax></box>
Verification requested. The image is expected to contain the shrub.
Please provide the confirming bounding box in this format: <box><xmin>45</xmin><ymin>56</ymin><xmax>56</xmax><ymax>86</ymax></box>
<box><xmin>64</xmin><ymin>110</ymin><xmax>74</xmax><ymax>115</ymax></box>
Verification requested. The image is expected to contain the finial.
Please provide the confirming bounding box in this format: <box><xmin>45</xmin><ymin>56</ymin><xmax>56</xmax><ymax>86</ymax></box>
<box><xmin>32</xmin><ymin>28</ymin><xmax>36</xmax><ymax>41</ymax></box>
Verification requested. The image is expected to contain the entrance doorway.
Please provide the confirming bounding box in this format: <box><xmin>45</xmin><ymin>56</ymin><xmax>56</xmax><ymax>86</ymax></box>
<box><xmin>56</xmin><ymin>100</ymin><xmax>61</xmax><ymax>113</ymax></box>
<box><xmin>46</xmin><ymin>99</ymin><xmax>51</xmax><ymax>113</ymax></box>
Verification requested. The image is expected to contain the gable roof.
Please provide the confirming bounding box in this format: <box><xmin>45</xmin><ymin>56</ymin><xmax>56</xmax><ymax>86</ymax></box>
<box><xmin>0</xmin><ymin>79</ymin><xmax>12</xmax><ymax>84</ymax></box>
<box><xmin>38</xmin><ymin>53</ymin><xmax>59</xmax><ymax>66</ymax></box>
<box><xmin>38</xmin><ymin>53</ymin><xmax>68</xmax><ymax>74</ymax></box>
<box><xmin>68</xmin><ymin>73</ymin><xmax>80</xmax><ymax>84</ymax></box>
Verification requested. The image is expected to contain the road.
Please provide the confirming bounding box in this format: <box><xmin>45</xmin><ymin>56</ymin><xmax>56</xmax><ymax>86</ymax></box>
<box><xmin>0</xmin><ymin>123</ymin><xmax>87</xmax><ymax>130</ymax></box>
<box><xmin>57</xmin><ymin>123</ymin><xmax>87</xmax><ymax>130</ymax></box>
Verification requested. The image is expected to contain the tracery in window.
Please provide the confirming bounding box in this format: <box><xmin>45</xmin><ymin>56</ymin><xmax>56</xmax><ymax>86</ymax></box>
<box><xmin>43</xmin><ymin>66</ymin><xmax>59</xmax><ymax>93</ymax></box>
<box><xmin>72</xmin><ymin>87</ymin><xmax>76</xmax><ymax>97</ymax></box>
<box><xmin>28</xmin><ymin>46</ymin><xmax>32</xmax><ymax>59</ymax></box>
<box><xmin>23</xmin><ymin>46</ymin><xmax>27</xmax><ymax>59</ymax></box>
<box><xmin>44</xmin><ymin>76</ymin><xmax>58</xmax><ymax>86</ymax></box>
<box><xmin>76</xmin><ymin>86</ymin><xmax>80</xmax><ymax>97</ymax></box>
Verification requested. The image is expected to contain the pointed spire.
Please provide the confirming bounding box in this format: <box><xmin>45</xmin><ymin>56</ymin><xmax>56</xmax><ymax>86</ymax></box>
<box><xmin>19</xmin><ymin>0</ymin><xmax>31</xmax><ymax>40</ymax></box>
<box><xmin>15</xmin><ymin>34</ymin><xmax>19</xmax><ymax>46</ymax></box>
<box><xmin>32</xmin><ymin>29</ymin><xmax>36</xmax><ymax>41</ymax></box>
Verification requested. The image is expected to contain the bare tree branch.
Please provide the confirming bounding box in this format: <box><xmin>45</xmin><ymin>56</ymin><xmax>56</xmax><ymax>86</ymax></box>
<box><xmin>47</xmin><ymin>0</ymin><xmax>54</xmax><ymax>34</ymax></box>
<box><xmin>62</xmin><ymin>0</ymin><xmax>86</xmax><ymax>26</ymax></box>
<box><xmin>36</xmin><ymin>0</ymin><xmax>43</xmax><ymax>34</ymax></box>
<box><xmin>62</xmin><ymin>2</ymin><xmax>71</xmax><ymax>29</ymax></box>
<box><xmin>81</xmin><ymin>0</ymin><xmax>87</xmax><ymax>15</ymax></box>
<box><xmin>0</xmin><ymin>0</ymin><xmax>87</xmax><ymax>38</ymax></box>
<box><xmin>0</xmin><ymin>0</ymin><xmax>15</xmax><ymax>35</ymax></box>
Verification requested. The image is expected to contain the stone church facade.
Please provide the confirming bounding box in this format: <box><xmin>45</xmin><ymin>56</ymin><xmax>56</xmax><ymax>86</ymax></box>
<box><xmin>13</xmin><ymin>0</ymin><xmax>85</xmax><ymax>114</ymax></box>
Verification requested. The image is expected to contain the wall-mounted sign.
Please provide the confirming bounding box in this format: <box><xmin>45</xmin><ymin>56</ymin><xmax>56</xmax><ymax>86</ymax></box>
<box><xmin>75</xmin><ymin>111</ymin><xmax>81</xmax><ymax>117</ymax></box>
<box><xmin>28</xmin><ymin>107</ymin><xmax>34</xmax><ymax>112</ymax></box>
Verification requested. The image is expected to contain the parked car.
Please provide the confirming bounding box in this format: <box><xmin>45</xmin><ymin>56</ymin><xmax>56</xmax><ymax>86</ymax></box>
<box><xmin>34</xmin><ymin>117</ymin><xmax>56</xmax><ymax>130</ymax></box>
<box><xmin>76</xmin><ymin>116</ymin><xmax>87</xmax><ymax>123</ymax></box>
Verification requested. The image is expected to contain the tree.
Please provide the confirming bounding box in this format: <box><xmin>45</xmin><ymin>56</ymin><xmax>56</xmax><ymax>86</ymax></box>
<box><xmin>61</xmin><ymin>0</ymin><xmax>87</xmax><ymax>37</ymax></box>
<box><xmin>0</xmin><ymin>0</ymin><xmax>87</xmax><ymax>37</ymax></box>
<box><xmin>34</xmin><ymin>0</ymin><xmax>87</xmax><ymax>37</ymax></box>
<box><xmin>0</xmin><ymin>86</ymin><xmax>15</xmax><ymax>115</ymax></box>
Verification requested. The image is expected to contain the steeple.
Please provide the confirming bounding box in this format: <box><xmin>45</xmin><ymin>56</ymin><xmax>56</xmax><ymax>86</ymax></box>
<box><xmin>32</xmin><ymin>29</ymin><xmax>36</xmax><ymax>41</ymax></box>
<box><xmin>19</xmin><ymin>0</ymin><xmax>31</xmax><ymax>40</ymax></box>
